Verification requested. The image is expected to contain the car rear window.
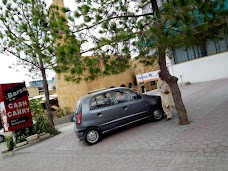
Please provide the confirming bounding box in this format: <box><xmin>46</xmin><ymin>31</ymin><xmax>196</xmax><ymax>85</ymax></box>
<box><xmin>90</xmin><ymin>92</ymin><xmax>114</xmax><ymax>110</ymax></box>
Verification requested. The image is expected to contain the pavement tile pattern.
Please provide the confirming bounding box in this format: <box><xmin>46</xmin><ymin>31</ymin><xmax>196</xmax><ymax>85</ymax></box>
<box><xmin>0</xmin><ymin>78</ymin><xmax>228</xmax><ymax>171</ymax></box>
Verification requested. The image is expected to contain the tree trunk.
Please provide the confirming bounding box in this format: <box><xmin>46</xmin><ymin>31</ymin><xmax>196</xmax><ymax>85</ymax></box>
<box><xmin>40</xmin><ymin>60</ymin><xmax>55</xmax><ymax>131</ymax></box>
<box><xmin>158</xmin><ymin>48</ymin><xmax>189</xmax><ymax>125</ymax></box>
<box><xmin>150</xmin><ymin>0</ymin><xmax>189</xmax><ymax>125</ymax></box>
<box><xmin>150</xmin><ymin>0</ymin><xmax>159</xmax><ymax>15</ymax></box>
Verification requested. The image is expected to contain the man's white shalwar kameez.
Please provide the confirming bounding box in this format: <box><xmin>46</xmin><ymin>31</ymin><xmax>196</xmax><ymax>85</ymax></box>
<box><xmin>157</xmin><ymin>79</ymin><xmax>175</xmax><ymax>119</ymax></box>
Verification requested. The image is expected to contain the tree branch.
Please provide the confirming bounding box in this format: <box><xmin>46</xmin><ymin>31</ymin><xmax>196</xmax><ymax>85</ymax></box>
<box><xmin>4</xmin><ymin>48</ymin><xmax>39</xmax><ymax>68</ymax></box>
<box><xmin>1</xmin><ymin>19</ymin><xmax>35</xmax><ymax>51</ymax></box>
<box><xmin>73</xmin><ymin>12</ymin><xmax>154</xmax><ymax>33</ymax></box>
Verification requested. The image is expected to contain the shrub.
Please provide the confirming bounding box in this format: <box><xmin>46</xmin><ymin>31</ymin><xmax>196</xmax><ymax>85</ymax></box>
<box><xmin>30</xmin><ymin>98</ymin><xmax>50</xmax><ymax>134</ymax></box>
<box><xmin>30</xmin><ymin>98</ymin><xmax>61</xmax><ymax>135</ymax></box>
<box><xmin>5</xmin><ymin>136</ymin><xmax>15</xmax><ymax>151</ymax></box>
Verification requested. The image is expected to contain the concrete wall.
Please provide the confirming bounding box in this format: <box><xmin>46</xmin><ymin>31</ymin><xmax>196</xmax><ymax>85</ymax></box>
<box><xmin>55</xmin><ymin>74</ymin><xmax>89</xmax><ymax>112</ymax></box>
<box><xmin>167</xmin><ymin>51</ymin><xmax>228</xmax><ymax>84</ymax></box>
<box><xmin>54</xmin><ymin>113</ymin><xmax>73</xmax><ymax>125</ymax></box>
<box><xmin>87</xmin><ymin>69</ymin><xmax>135</xmax><ymax>90</ymax></box>
<box><xmin>52</xmin><ymin>0</ymin><xmax>64</xmax><ymax>7</ymax></box>
<box><xmin>27</xmin><ymin>87</ymin><xmax>39</xmax><ymax>98</ymax></box>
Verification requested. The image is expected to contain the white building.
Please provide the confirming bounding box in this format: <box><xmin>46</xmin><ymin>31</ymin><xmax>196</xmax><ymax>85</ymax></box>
<box><xmin>167</xmin><ymin>38</ymin><xmax>228</xmax><ymax>84</ymax></box>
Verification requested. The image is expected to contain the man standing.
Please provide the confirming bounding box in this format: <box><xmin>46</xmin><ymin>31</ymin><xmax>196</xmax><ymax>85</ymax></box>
<box><xmin>157</xmin><ymin>71</ymin><xmax>175</xmax><ymax>121</ymax></box>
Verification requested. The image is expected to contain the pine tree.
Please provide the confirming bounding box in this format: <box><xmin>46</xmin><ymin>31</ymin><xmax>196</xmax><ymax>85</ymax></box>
<box><xmin>0</xmin><ymin>0</ymin><xmax>56</xmax><ymax>131</ymax></box>
<box><xmin>53</xmin><ymin>0</ymin><xmax>227</xmax><ymax>125</ymax></box>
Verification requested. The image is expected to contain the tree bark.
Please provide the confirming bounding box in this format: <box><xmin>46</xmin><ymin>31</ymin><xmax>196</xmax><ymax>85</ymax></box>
<box><xmin>158</xmin><ymin>48</ymin><xmax>189</xmax><ymax>125</ymax></box>
<box><xmin>150</xmin><ymin>0</ymin><xmax>159</xmax><ymax>15</ymax></box>
<box><xmin>39</xmin><ymin>60</ymin><xmax>55</xmax><ymax>131</ymax></box>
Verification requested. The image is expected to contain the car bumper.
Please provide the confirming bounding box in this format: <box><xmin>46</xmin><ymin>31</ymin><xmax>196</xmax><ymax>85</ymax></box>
<box><xmin>74</xmin><ymin>124</ymin><xmax>85</xmax><ymax>140</ymax></box>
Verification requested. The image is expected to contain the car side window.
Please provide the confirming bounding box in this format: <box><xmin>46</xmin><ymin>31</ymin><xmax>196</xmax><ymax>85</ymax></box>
<box><xmin>131</xmin><ymin>91</ymin><xmax>142</xmax><ymax>100</ymax></box>
<box><xmin>114</xmin><ymin>90</ymin><xmax>142</xmax><ymax>104</ymax></box>
<box><xmin>90</xmin><ymin>92</ymin><xmax>114</xmax><ymax>110</ymax></box>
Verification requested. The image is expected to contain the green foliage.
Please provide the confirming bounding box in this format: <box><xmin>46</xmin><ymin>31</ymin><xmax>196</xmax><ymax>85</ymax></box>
<box><xmin>2</xmin><ymin>0</ymin><xmax>224</xmax><ymax>85</ymax></box>
<box><xmin>51</xmin><ymin>128</ymin><xmax>61</xmax><ymax>135</ymax></box>
<box><xmin>14</xmin><ymin>125</ymin><xmax>35</xmax><ymax>143</ymax></box>
<box><xmin>15</xmin><ymin>131</ymin><xmax>27</xmax><ymax>143</ymax></box>
<box><xmin>0</xmin><ymin>0</ymin><xmax>56</xmax><ymax>74</ymax></box>
<box><xmin>0</xmin><ymin>0</ymin><xmax>57</xmax><ymax>127</ymax></box>
<box><xmin>30</xmin><ymin>98</ymin><xmax>60</xmax><ymax>135</ymax></box>
<box><xmin>5</xmin><ymin>136</ymin><xmax>15</xmax><ymax>151</ymax></box>
<box><xmin>52</xmin><ymin>0</ymin><xmax>227</xmax><ymax>70</ymax></box>
<box><xmin>30</xmin><ymin>98</ymin><xmax>49</xmax><ymax>134</ymax></box>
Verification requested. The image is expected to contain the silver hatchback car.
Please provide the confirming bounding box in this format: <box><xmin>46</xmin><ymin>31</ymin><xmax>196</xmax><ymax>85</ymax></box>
<box><xmin>74</xmin><ymin>87</ymin><xmax>163</xmax><ymax>145</ymax></box>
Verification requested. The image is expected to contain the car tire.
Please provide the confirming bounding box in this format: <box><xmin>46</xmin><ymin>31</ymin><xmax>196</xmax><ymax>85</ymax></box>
<box><xmin>84</xmin><ymin>128</ymin><xmax>101</xmax><ymax>145</ymax></box>
<box><xmin>149</xmin><ymin>107</ymin><xmax>164</xmax><ymax>122</ymax></box>
<box><xmin>0</xmin><ymin>135</ymin><xmax>4</xmax><ymax>143</ymax></box>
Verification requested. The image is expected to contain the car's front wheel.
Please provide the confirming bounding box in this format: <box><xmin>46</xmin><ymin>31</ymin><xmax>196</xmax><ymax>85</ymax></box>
<box><xmin>149</xmin><ymin>107</ymin><xmax>164</xmax><ymax>122</ymax></box>
<box><xmin>0</xmin><ymin>135</ymin><xmax>4</xmax><ymax>143</ymax></box>
<box><xmin>84</xmin><ymin>128</ymin><xmax>101</xmax><ymax>145</ymax></box>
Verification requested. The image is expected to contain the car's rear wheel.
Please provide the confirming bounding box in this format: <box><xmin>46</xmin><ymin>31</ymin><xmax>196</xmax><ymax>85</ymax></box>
<box><xmin>0</xmin><ymin>135</ymin><xmax>4</xmax><ymax>143</ymax></box>
<box><xmin>149</xmin><ymin>107</ymin><xmax>164</xmax><ymax>122</ymax></box>
<box><xmin>84</xmin><ymin>128</ymin><xmax>101</xmax><ymax>145</ymax></box>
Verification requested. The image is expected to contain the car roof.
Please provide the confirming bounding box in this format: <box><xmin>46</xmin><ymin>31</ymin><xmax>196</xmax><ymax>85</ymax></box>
<box><xmin>79</xmin><ymin>87</ymin><xmax>129</xmax><ymax>101</ymax></box>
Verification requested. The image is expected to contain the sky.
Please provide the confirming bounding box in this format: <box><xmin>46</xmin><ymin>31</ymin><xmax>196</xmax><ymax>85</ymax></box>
<box><xmin>0</xmin><ymin>0</ymin><xmax>137</xmax><ymax>85</ymax></box>
<box><xmin>0</xmin><ymin>55</ymin><xmax>34</xmax><ymax>84</ymax></box>
<box><xmin>0</xmin><ymin>0</ymin><xmax>75</xmax><ymax>85</ymax></box>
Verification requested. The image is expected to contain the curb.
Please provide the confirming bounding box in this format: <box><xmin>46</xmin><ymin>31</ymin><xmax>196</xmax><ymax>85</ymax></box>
<box><xmin>1</xmin><ymin>133</ymin><xmax>52</xmax><ymax>159</ymax></box>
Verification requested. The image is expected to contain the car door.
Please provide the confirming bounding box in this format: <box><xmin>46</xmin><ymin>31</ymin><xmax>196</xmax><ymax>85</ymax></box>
<box><xmin>89</xmin><ymin>92</ymin><xmax>121</xmax><ymax>133</ymax></box>
<box><xmin>112</xmin><ymin>89</ymin><xmax>148</xmax><ymax>127</ymax></box>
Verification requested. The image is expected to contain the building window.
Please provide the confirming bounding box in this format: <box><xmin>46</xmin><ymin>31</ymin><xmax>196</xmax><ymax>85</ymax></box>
<box><xmin>150</xmin><ymin>81</ymin><xmax>156</xmax><ymax>86</ymax></box>
<box><xmin>173</xmin><ymin>32</ymin><xmax>228</xmax><ymax>64</ymax></box>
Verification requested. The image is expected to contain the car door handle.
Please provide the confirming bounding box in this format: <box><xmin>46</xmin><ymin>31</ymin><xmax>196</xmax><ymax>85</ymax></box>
<box><xmin>123</xmin><ymin>106</ymin><xmax>128</xmax><ymax>111</ymax></box>
<box><xmin>97</xmin><ymin>113</ymin><xmax>103</xmax><ymax>117</ymax></box>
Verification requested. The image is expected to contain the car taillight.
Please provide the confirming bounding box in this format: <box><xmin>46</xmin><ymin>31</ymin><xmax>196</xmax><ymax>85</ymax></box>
<box><xmin>77</xmin><ymin>113</ymin><xmax>82</xmax><ymax>125</ymax></box>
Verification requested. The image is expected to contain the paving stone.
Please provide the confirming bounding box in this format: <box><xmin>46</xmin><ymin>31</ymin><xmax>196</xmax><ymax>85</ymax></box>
<box><xmin>220</xmin><ymin>142</ymin><xmax>228</xmax><ymax>147</ymax></box>
<box><xmin>179</xmin><ymin>168</ymin><xmax>194</xmax><ymax>171</ymax></box>
<box><xmin>203</xmin><ymin>148</ymin><xmax>216</xmax><ymax>153</ymax></box>
<box><xmin>208</xmin><ymin>143</ymin><xmax>220</xmax><ymax>148</ymax></box>
<box><xmin>0</xmin><ymin>79</ymin><xmax>228</xmax><ymax>171</ymax></box>
<box><xmin>197</xmin><ymin>145</ymin><xmax>208</xmax><ymax>149</ymax></box>
<box><xmin>216</xmin><ymin>146</ymin><xmax>228</xmax><ymax>152</ymax></box>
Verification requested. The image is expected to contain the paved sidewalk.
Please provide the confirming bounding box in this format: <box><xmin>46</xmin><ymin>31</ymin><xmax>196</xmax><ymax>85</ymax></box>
<box><xmin>0</xmin><ymin>78</ymin><xmax>228</xmax><ymax>171</ymax></box>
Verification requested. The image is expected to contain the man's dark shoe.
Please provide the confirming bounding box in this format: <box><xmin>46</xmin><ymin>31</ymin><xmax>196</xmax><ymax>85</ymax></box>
<box><xmin>166</xmin><ymin>118</ymin><xmax>172</xmax><ymax>121</ymax></box>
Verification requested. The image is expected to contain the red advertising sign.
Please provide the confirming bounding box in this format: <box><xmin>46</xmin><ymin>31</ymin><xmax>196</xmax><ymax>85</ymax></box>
<box><xmin>0</xmin><ymin>82</ymin><xmax>33</xmax><ymax>132</ymax></box>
